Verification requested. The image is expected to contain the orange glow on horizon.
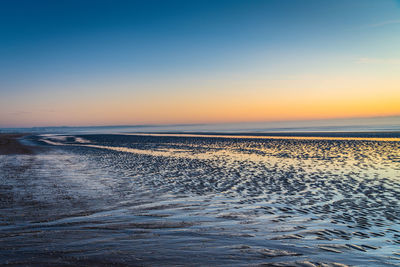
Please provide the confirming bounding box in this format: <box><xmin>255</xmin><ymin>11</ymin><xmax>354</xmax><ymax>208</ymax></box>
<box><xmin>1</xmin><ymin>73</ymin><xmax>400</xmax><ymax>127</ymax></box>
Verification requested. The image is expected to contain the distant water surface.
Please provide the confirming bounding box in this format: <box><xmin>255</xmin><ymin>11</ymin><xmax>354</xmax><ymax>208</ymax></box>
<box><xmin>1</xmin><ymin>115</ymin><xmax>400</xmax><ymax>134</ymax></box>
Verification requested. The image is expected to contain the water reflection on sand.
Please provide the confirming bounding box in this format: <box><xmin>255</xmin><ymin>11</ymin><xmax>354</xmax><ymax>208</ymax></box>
<box><xmin>1</xmin><ymin>134</ymin><xmax>399</xmax><ymax>266</ymax></box>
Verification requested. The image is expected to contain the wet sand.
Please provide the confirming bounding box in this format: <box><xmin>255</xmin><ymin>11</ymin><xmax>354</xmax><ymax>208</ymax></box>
<box><xmin>0</xmin><ymin>134</ymin><xmax>34</xmax><ymax>155</ymax></box>
<box><xmin>1</xmin><ymin>133</ymin><xmax>399</xmax><ymax>266</ymax></box>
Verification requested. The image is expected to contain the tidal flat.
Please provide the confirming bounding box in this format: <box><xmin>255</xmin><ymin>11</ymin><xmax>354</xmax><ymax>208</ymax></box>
<box><xmin>1</xmin><ymin>133</ymin><xmax>399</xmax><ymax>266</ymax></box>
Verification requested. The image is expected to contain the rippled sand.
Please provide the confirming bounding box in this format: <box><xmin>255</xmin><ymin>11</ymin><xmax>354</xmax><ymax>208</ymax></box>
<box><xmin>1</xmin><ymin>134</ymin><xmax>399</xmax><ymax>266</ymax></box>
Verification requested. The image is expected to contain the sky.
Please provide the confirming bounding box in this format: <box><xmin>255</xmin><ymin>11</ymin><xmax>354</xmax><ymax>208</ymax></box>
<box><xmin>1</xmin><ymin>0</ymin><xmax>400</xmax><ymax>127</ymax></box>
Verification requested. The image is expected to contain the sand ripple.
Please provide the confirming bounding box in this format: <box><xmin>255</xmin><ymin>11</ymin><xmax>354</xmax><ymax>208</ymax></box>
<box><xmin>0</xmin><ymin>134</ymin><xmax>399</xmax><ymax>266</ymax></box>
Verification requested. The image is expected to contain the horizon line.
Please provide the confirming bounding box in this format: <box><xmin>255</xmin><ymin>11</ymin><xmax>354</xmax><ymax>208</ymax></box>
<box><xmin>1</xmin><ymin>114</ymin><xmax>400</xmax><ymax>130</ymax></box>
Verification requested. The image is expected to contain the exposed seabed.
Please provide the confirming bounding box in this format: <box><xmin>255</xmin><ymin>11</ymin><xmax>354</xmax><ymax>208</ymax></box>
<box><xmin>1</xmin><ymin>133</ymin><xmax>399</xmax><ymax>266</ymax></box>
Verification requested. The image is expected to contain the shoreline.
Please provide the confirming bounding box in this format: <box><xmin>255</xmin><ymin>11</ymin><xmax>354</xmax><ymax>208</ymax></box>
<box><xmin>135</xmin><ymin>131</ymin><xmax>400</xmax><ymax>138</ymax></box>
<box><xmin>122</xmin><ymin>131</ymin><xmax>400</xmax><ymax>142</ymax></box>
<box><xmin>0</xmin><ymin>134</ymin><xmax>34</xmax><ymax>155</ymax></box>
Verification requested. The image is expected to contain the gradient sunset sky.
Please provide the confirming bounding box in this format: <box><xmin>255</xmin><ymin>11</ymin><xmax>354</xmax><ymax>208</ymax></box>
<box><xmin>1</xmin><ymin>0</ymin><xmax>400</xmax><ymax>127</ymax></box>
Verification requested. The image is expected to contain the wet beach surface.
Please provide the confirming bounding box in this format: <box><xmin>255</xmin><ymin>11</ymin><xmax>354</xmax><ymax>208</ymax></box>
<box><xmin>0</xmin><ymin>134</ymin><xmax>34</xmax><ymax>155</ymax></box>
<box><xmin>1</xmin><ymin>134</ymin><xmax>400</xmax><ymax>266</ymax></box>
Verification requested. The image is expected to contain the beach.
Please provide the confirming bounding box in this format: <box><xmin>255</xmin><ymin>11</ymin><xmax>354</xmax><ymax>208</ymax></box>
<box><xmin>2</xmin><ymin>0</ymin><xmax>400</xmax><ymax>265</ymax></box>
<box><xmin>0</xmin><ymin>133</ymin><xmax>399</xmax><ymax>266</ymax></box>
<box><xmin>0</xmin><ymin>134</ymin><xmax>34</xmax><ymax>155</ymax></box>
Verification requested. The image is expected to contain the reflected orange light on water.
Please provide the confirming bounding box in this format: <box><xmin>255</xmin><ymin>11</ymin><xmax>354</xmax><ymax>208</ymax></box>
<box><xmin>127</xmin><ymin>133</ymin><xmax>400</xmax><ymax>142</ymax></box>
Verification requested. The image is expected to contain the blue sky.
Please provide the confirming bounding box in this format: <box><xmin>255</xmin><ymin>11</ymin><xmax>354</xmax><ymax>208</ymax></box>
<box><xmin>1</xmin><ymin>0</ymin><xmax>400</xmax><ymax>127</ymax></box>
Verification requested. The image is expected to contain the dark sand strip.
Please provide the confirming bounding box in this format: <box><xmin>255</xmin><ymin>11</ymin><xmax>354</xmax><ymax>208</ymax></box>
<box><xmin>0</xmin><ymin>134</ymin><xmax>34</xmax><ymax>155</ymax></box>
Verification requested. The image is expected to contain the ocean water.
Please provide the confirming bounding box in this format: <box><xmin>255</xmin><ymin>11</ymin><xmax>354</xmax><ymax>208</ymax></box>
<box><xmin>1</xmin><ymin>133</ymin><xmax>400</xmax><ymax>266</ymax></box>
<box><xmin>1</xmin><ymin>115</ymin><xmax>400</xmax><ymax>134</ymax></box>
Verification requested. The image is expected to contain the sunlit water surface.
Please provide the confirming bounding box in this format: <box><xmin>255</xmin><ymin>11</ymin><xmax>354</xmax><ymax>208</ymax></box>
<box><xmin>1</xmin><ymin>134</ymin><xmax>400</xmax><ymax>266</ymax></box>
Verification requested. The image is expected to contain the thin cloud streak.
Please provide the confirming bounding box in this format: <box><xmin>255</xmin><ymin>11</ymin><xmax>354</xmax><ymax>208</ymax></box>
<box><xmin>7</xmin><ymin>111</ymin><xmax>31</xmax><ymax>116</ymax></box>
<box><xmin>356</xmin><ymin>57</ymin><xmax>400</xmax><ymax>65</ymax></box>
